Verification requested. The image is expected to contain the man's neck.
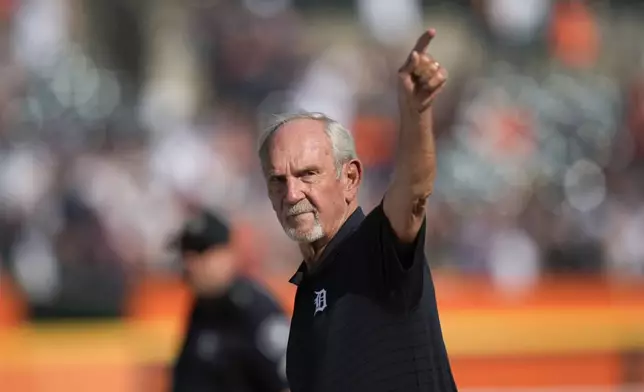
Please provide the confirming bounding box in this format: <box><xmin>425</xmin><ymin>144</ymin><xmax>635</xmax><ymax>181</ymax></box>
<box><xmin>299</xmin><ymin>204</ymin><xmax>358</xmax><ymax>265</ymax></box>
<box><xmin>300</xmin><ymin>242</ymin><xmax>327</xmax><ymax>266</ymax></box>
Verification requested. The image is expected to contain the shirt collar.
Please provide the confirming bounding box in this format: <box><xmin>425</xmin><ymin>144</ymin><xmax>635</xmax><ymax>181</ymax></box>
<box><xmin>289</xmin><ymin>207</ymin><xmax>365</xmax><ymax>286</ymax></box>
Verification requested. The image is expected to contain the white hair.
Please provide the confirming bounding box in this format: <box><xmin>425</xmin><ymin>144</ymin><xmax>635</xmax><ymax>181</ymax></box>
<box><xmin>257</xmin><ymin>112</ymin><xmax>358</xmax><ymax>177</ymax></box>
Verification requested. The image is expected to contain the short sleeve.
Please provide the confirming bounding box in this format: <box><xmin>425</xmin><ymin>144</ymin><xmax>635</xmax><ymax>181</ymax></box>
<box><xmin>355</xmin><ymin>201</ymin><xmax>426</xmax><ymax>310</ymax></box>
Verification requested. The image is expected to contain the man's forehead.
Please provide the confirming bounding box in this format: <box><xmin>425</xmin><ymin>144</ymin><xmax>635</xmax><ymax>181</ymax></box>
<box><xmin>268</xmin><ymin>120</ymin><xmax>332</xmax><ymax>157</ymax></box>
<box><xmin>265</xmin><ymin>148</ymin><xmax>334</xmax><ymax>175</ymax></box>
<box><xmin>265</xmin><ymin>149</ymin><xmax>329</xmax><ymax>174</ymax></box>
<box><xmin>273</xmin><ymin>118</ymin><xmax>327</xmax><ymax>141</ymax></box>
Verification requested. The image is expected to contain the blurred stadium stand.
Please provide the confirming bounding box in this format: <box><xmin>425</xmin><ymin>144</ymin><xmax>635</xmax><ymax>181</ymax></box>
<box><xmin>1</xmin><ymin>0</ymin><xmax>644</xmax><ymax>390</ymax></box>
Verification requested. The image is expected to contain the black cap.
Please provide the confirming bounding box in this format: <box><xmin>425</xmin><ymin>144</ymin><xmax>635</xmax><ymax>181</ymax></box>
<box><xmin>171</xmin><ymin>211</ymin><xmax>231</xmax><ymax>254</ymax></box>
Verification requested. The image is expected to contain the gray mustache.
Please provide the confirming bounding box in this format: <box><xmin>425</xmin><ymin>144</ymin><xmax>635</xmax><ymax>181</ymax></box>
<box><xmin>286</xmin><ymin>201</ymin><xmax>316</xmax><ymax>216</ymax></box>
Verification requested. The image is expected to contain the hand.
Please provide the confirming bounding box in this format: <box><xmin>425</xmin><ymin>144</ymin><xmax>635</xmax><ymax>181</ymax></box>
<box><xmin>398</xmin><ymin>29</ymin><xmax>448</xmax><ymax>114</ymax></box>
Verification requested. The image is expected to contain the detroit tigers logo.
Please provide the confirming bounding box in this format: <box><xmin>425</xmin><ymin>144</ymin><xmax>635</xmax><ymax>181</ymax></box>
<box><xmin>313</xmin><ymin>289</ymin><xmax>327</xmax><ymax>315</ymax></box>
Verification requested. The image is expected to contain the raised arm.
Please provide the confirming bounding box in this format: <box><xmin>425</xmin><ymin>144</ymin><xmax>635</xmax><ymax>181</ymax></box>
<box><xmin>383</xmin><ymin>29</ymin><xmax>448</xmax><ymax>243</ymax></box>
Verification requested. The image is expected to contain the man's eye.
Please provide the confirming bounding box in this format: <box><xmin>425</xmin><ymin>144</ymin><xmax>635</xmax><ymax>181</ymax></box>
<box><xmin>270</xmin><ymin>182</ymin><xmax>283</xmax><ymax>189</ymax></box>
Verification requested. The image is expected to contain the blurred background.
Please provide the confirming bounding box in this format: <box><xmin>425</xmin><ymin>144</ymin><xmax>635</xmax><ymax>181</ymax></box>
<box><xmin>0</xmin><ymin>0</ymin><xmax>643</xmax><ymax>390</ymax></box>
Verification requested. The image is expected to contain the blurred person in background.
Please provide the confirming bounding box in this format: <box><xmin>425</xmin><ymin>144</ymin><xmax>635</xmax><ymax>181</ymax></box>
<box><xmin>192</xmin><ymin>0</ymin><xmax>303</xmax><ymax>119</ymax></box>
<box><xmin>6</xmin><ymin>151</ymin><xmax>129</xmax><ymax>320</ymax></box>
<box><xmin>171</xmin><ymin>209</ymin><xmax>289</xmax><ymax>392</ymax></box>
<box><xmin>471</xmin><ymin>0</ymin><xmax>552</xmax><ymax>64</ymax></box>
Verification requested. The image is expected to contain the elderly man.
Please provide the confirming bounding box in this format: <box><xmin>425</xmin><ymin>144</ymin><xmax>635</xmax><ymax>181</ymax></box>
<box><xmin>258</xmin><ymin>30</ymin><xmax>457</xmax><ymax>391</ymax></box>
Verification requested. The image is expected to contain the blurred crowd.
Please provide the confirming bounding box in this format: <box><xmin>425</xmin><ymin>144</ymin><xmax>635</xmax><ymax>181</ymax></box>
<box><xmin>0</xmin><ymin>0</ymin><xmax>643</xmax><ymax>318</ymax></box>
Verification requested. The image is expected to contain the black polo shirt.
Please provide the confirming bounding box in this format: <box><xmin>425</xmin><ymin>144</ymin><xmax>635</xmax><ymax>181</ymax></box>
<box><xmin>286</xmin><ymin>202</ymin><xmax>457</xmax><ymax>392</ymax></box>
<box><xmin>172</xmin><ymin>277</ymin><xmax>289</xmax><ymax>392</ymax></box>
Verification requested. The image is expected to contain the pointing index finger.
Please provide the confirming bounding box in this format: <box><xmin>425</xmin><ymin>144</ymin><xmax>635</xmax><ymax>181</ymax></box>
<box><xmin>411</xmin><ymin>29</ymin><xmax>436</xmax><ymax>55</ymax></box>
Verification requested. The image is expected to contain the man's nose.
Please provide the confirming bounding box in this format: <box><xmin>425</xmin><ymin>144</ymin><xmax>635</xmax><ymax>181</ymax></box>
<box><xmin>284</xmin><ymin>177</ymin><xmax>305</xmax><ymax>204</ymax></box>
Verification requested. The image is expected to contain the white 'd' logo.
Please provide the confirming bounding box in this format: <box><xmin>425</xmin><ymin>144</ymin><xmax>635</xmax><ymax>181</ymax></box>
<box><xmin>313</xmin><ymin>289</ymin><xmax>327</xmax><ymax>315</ymax></box>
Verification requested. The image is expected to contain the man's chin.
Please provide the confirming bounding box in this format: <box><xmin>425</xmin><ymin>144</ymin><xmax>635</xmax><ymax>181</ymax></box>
<box><xmin>285</xmin><ymin>228</ymin><xmax>311</xmax><ymax>242</ymax></box>
<box><xmin>284</xmin><ymin>226</ymin><xmax>324</xmax><ymax>243</ymax></box>
<box><xmin>281</xmin><ymin>220</ymin><xmax>310</xmax><ymax>234</ymax></box>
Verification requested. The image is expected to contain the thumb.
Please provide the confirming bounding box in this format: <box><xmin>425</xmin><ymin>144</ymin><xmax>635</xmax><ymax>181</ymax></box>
<box><xmin>399</xmin><ymin>51</ymin><xmax>420</xmax><ymax>75</ymax></box>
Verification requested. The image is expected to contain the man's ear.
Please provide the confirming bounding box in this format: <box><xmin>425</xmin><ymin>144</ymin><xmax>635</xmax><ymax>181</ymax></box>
<box><xmin>343</xmin><ymin>159</ymin><xmax>362</xmax><ymax>202</ymax></box>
